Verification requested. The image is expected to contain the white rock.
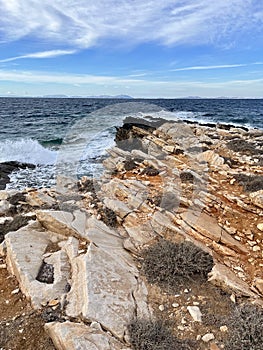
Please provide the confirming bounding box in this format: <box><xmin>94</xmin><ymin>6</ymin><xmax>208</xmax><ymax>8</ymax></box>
<box><xmin>5</xmin><ymin>224</ymin><xmax>71</xmax><ymax>308</ymax></box>
<box><xmin>202</xmin><ymin>333</ymin><xmax>215</xmax><ymax>342</ymax></box>
<box><xmin>250</xmin><ymin>190</ymin><xmax>263</xmax><ymax>209</ymax></box>
<box><xmin>66</xmin><ymin>243</ymin><xmax>150</xmax><ymax>340</ymax></box>
<box><xmin>257</xmin><ymin>223</ymin><xmax>263</xmax><ymax>232</ymax></box>
<box><xmin>45</xmin><ymin>321</ymin><xmax>130</xmax><ymax>350</ymax></box>
<box><xmin>187</xmin><ymin>306</ymin><xmax>202</xmax><ymax>322</ymax></box>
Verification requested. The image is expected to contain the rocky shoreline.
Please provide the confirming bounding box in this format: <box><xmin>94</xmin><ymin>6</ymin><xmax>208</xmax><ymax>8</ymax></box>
<box><xmin>0</xmin><ymin>118</ymin><xmax>263</xmax><ymax>349</ymax></box>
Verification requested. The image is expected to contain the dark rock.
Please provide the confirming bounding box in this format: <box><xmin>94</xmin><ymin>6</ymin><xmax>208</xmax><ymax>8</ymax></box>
<box><xmin>0</xmin><ymin>161</ymin><xmax>35</xmax><ymax>190</ymax></box>
<box><xmin>8</xmin><ymin>193</ymin><xmax>26</xmax><ymax>205</ymax></box>
<box><xmin>0</xmin><ymin>215</ymin><xmax>31</xmax><ymax>243</ymax></box>
<box><xmin>36</xmin><ymin>262</ymin><xmax>54</xmax><ymax>284</ymax></box>
<box><xmin>123</xmin><ymin>158</ymin><xmax>143</xmax><ymax>171</ymax></box>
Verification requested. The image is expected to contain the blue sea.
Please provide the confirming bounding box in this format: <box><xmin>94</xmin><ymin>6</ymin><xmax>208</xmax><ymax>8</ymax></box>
<box><xmin>0</xmin><ymin>97</ymin><xmax>262</xmax><ymax>190</ymax></box>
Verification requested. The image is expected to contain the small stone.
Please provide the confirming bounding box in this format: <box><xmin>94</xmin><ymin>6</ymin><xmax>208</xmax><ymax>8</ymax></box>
<box><xmin>0</xmin><ymin>264</ymin><xmax>7</xmax><ymax>269</ymax></box>
<box><xmin>178</xmin><ymin>325</ymin><xmax>185</xmax><ymax>331</ymax></box>
<box><xmin>230</xmin><ymin>294</ymin><xmax>236</xmax><ymax>303</ymax></box>
<box><xmin>172</xmin><ymin>303</ymin><xmax>179</xmax><ymax>308</ymax></box>
<box><xmin>187</xmin><ymin>306</ymin><xmax>202</xmax><ymax>322</ymax></box>
<box><xmin>48</xmin><ymin>299</ymin><xmax>60</xmax><ymax>307</ymax></box>
<box><xmin>257</xmin><ymin>223</ymin><xmax>263</xmax><ymax>231</ymax></box>
<box><xmin>234</xmin><ymin>235</ymin><xmax>241</xmax><ymax>241</ymax></box>
<box><xmin>159</xmin><ymin>304</ymin><xmax>164</xmax><ymax>311</ymax></box>
<box><xmin>220</xmin><ymin>325</ymin><xmax>228</xmax><ymax>332</ymax></box>
<box><xmin>18</xmin><ymin>329</ymin><xmax>24</xmax><ymax>333</ymax></box>
<box><xmin>252</xmin><ymin>245</ymin><xmax>261</xmax><ymax>252</ymax></box>
<box><xmin>11</xmin><ymin>288</ymin><xmax>20</xmax><ymax>295</ymax></box>
<box><xmin>184</xmin><ymin>288</ymin><xmax>189</xmax><ymax>293</ymax></box>
<box><xmin>202</xmin><ymin>333</ymin><xmax>215</xmax><ymax>342</ymax></box>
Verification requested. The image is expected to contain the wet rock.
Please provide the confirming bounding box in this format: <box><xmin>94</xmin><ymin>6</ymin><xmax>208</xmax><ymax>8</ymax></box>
<box><xmin>0</xmin><ymin>161</ymin><xmax>35</xmax><ymax>190</ymax></box>
<box><xmin>0</xmin><ymin>215</ymin><xmax>30</xmax><ymax>243</ymax></box>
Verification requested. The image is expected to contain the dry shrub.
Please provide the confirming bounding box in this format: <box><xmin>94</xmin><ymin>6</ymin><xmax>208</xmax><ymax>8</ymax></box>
<box><xmin>141</xmin><ymin>240</ymin><xmax>213</xmax><ymax>291</ymax></box>
<box><xmin>225</xmin><ymin>304</ymin><xmax>263</xmax><ymax>350</ymax></box>
<box><xmin>127</xmin><ymin>319</ymin><xmax>195</xmax><ymax>350</ymax></box>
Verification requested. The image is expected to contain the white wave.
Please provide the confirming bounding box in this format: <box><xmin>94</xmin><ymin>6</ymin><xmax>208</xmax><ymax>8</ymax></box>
<box><xmin>0</xmin><ymin>138</ymin><xmax>57</xmax><ymax>165</ymax></box>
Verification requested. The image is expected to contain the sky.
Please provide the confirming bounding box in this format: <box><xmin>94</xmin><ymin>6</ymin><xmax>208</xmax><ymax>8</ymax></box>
<box><xmin>0</xmin><ymin>0</ymin><xmax>263</xmax><ymax>98</ymax></box>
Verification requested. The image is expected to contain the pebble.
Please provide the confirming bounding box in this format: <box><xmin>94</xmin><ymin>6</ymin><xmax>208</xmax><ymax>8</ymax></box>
<box><xmin>187</xmin><ymin>306</ymin><xmax>202</xmax><ymax>322</ymax></box>
<box><xmin>0</xmin><ymin>264</ymin><xmax>7</xmax><ymax>269</ymax></box>
<box><xmin>202</xmin><ymin>333</ymin><xmax>215</xmax><ymax>342</ymax></box>
<box><xmin>252</xmin><ymin>245</ymin><xmax>261</xmax><ymax>252</ymax></box>
<box><xmin>158</xmin><ymin>304</ymin><xmax>164</xmax><ymax>311</ymax></box>
<box><xmin>257</xmin><ymin>223</ymin><xmax>263</xmax><ymax>231</ymax></box>
<box><xmin>220</xmin><ymin>325</ymin><xmax>228</xmax><ymax>332</ymax></box>
<box><xmin>11</xmin><ymin>288</ymin><xmax>20</xmax><ymax>295</ymax></box>
<box><xmin>172</xmin><ymin>303</ymin><xmax>179</xmax><ymax>308</ymax></box>
<box><xmin>230</xmin><ymin>294</ymin><xmax>236</xmax><ymax>303</ymax></box>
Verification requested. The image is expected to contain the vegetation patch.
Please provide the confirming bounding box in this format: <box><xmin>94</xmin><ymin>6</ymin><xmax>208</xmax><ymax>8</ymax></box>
<box><xmin>227</xmin><ymin>139</ymin><xmax>262</xmax><ymax>155</ymax></box>
<box><xmin>97</xmin><ymin>206</ymin><xmax>117</xmax><ymax>227</ymax></box>
<box><xmin>127</xmin><ymin>319</ymin><xmax>195</xmax><ymax>350</ymax></box>
<box><xmin>141</xmin><ymin>240</ymin><xmax>213</xmax><ymax>291</ymax></box>
<box><xmin>234</xmin><ymin>174</ymin><xmax>263</xmax><ymax>192</ymax></box>
<box><xmin>225</xmin><ymin>304</ymin><xmax>263</xmax><ymax>350</ymax></box>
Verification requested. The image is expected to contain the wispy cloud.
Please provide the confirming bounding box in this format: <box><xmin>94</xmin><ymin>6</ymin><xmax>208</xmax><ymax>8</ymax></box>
<box><xmin>0</xmin><ymin>69</ymin><xmax>145</xmax><ymax>85</ymax></box>
<box><xmin>0</xmin><ymin>49</ymin><xmax>77</xmax><ymax>63</ymax></box>
<box><xmin>171</xmin><ymin>64</ymin><xmax>248</xmax><ymax>72</ymax></box>
<box><xmin>0</xmin><ymin>1</ymin><xmax>262</xmax><ymax>48</ymax></box>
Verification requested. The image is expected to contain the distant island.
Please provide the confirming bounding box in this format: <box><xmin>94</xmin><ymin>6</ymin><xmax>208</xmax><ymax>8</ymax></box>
<box><xmin>42</xmin><ymin>94</ymin><xmax>134</xmax><ymax>99</ymax></box>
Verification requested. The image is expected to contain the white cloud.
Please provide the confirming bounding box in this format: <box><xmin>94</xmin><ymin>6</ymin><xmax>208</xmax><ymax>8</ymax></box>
<box><xmin>171</xmin><ymin>64</ymin><xmax>248</xmax><ymax>71</ymax></box>
<box><xmin>0</xmin><ymin>0</ymin><xmax>261</xmax><ymax>48</ymax></box>
<box><xmin>0</xmin><ymin>68</ymin><xmax>263</xmax><ymax>98</ymax></box>
<box><xmin>0</xmin><ymin>49</ymin><xmax>77</xmax><ymax>62</ymax></box>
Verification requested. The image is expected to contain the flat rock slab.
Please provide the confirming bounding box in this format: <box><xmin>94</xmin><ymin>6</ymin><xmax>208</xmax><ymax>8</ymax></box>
<box><xmin>66</xmin><ymin>243</ymin><xmax>150</xmax><ymax>340</ymax></box>
<box><xmin>37</xmin><ymin>210</ymin><xmax>88</xmax><ymax>239</ymax></box>
<box><xmin>5</xmin><ymin>224</ymin><xmax>70</xmax><ymax>308</ymax></box>
<box><xmin>181</xmin><ymin>211</ymin><xmax>221</xmax><ymax>241</ymax></box>
<box><xmin>45</xmin><ymin>321</ymin><xmax>131</xmax><ymax>350</ymax></box>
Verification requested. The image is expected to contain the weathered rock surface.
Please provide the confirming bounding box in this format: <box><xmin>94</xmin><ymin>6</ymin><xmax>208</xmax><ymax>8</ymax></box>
<box><xmin>5</xmin><ymin>223</ymin><xmax>71</xmax><ymax>308</ymax></box>
<box><xmin>45</xmin><ymin>322</ymin><xmax>131</xmax><ymax>350</ymax></box>
<box><xmin>66</xmin><ymin>243</ymin><xmax>150</xmax><ymax>340</ymax></box>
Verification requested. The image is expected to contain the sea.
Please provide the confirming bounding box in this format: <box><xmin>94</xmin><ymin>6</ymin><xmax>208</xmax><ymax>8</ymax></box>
<box><xmin>0</xmin><ymin>97</ymin><xmax>262</xmax><ymax>190</ymax></box>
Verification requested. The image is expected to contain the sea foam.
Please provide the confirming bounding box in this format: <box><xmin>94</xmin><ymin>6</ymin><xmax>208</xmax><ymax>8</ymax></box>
<box><xmin>0</xmin><ymin>138</ymin><xmax>57</xmax><ymax>165</ymax></box>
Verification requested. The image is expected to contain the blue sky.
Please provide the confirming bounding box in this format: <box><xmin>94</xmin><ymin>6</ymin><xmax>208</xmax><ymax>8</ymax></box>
<box><xmin>0</xmin><ymin>0</ymin><xmax>263</xmax><ymax>98</ymax></box>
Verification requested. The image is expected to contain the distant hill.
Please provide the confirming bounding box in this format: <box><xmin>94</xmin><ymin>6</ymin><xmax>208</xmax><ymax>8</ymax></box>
<box><xmin>42</xmin><ymin>94</ymin><xmax>134</xmax><ymax>99</ymax></box>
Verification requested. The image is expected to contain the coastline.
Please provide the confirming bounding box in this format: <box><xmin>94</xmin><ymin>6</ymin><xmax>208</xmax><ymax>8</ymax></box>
<box><xmin>0</xmin><ymin>118</ymin><xmax>263</xmax><ymax>349</ymax></box>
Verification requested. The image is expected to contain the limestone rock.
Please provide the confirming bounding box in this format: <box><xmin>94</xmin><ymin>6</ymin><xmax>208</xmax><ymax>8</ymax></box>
<box><xmin>5</xmin><ymin>224</ymin><xmax>71</xmax><ymax>308</ymax></box>
<box><xmin>36</xmin><ymin>210</ymin><xmax>89</xmax><ymax>240</ymax></box>
<box><xmin>45</xmin><ymin>321</ymin><xmax>131</xmax><ymax>350</ymax></box>
<box><xmin>26</xmin><ymin>190</ymin><xmax>56</xmax><ymax>207</ymax></box>
<box><xmin>208</xmin><ymin>263</ymin><xmax>256</xmax><ymax>297</ymax></box>
<box><xmin>187</xmin><ymin>305</ymin><xmax>202</xmax><ymax>322</ymax></box>
<box><xmin>197</xmin><ymin>150</ymin><xmax>224</xmax><ymax>166</ymax></box>
<box><xmin>66</xmin><ymin>243</ymin><xmax>150</xmax><ymax>340</ymax></box>
<box><xmin>104</xmin><ymin>198</ymin><xmax>132</xmax><ymax>218</ymax></box>
<box><xmin>250</xmin><ymin>190</ymin><xmax>263</xmax><ymax>209</ymax></box>
<box><xmin>0</xmin><ymin>199</ymin><xmax>11</xmax><ymax>215</ymax></box>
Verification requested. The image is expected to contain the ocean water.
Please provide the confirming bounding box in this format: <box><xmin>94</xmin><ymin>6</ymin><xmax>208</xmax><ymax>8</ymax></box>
<box><xmin>0</xmin><ymin>97</ymin><xmax>262</xmax><ymax>190</ymax></box>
